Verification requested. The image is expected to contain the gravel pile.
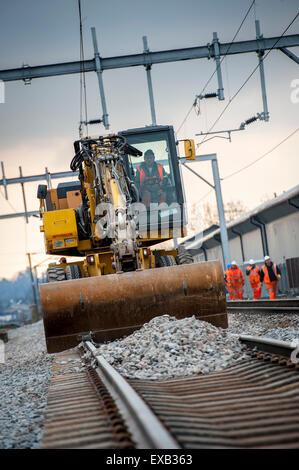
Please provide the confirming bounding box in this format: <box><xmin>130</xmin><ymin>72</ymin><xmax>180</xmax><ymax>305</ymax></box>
<box><xmin>0</xmin><ymin>320</ymin><xmax>53</xmax><ymax>449</ymax></box>
<box><xmin>93</xmin><ymin>313</ymin><xmax>299</xmax><ymax>380</ymax></box>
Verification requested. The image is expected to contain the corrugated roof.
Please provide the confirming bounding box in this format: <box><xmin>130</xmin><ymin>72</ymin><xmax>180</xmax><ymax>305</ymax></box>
<box><xmin>185</xmin><ymin>184</ymin><xmax>299</xmax><ymax>251</ymax></box>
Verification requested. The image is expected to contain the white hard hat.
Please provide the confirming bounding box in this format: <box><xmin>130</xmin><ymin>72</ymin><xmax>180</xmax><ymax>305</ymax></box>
<box><xmin>231</xmin><ymin>260</ymin><xmax>237</xmax><ymax>265</ymax></box>
<box><xmin>249</xmin><ymin>259</ymin><xmax>254</xmax><ymax>264</ymax></box>
<box><xmin>264</xmin><ymin>255</ymin><xmax>270</xmax><ymax>261</ymax></box>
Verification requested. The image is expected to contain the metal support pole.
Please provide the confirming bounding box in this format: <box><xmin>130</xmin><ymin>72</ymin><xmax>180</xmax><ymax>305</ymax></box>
<box><xmin>232</xmin><ymin>228</ymin><xmax>245</xmax><ymax>262</ymax></box>
<box><xmin>179</xmin><ymin>153</ymin><xmax>230</xmax><ymax>266</ymax></box>
<box><xmin>250</xmin><ymin>216</ymin><xmax>269</xmax><ymax>256</ymax></box>
<box><xmin>212</xmin><ymin>32</ymin><xmax>224</xmax><ymax>101</ymax></box>
<box><xmin>255</xmin><ymin>20</ymin><xmax>269</xmax><ymax>122</ymax></box>
<box><xmin>201</xmin><ymin>246</ymin><xmax>208</xmax><ymax>261</ymax></box>
<box><xmin>143</xmin><ymin>36</ymin><xmax>157</xmax><ymax>126</ymax></box>
<box><xmin>211</xmin><ymin>157</ymin><xmax>231</xmax><ymax>267</ymax></box>
<box><xmin>254</xmin><ymin>215</ymin><xmax>269</xmax><ymax>255</ymax></box>
<box><xmin>19</xmin><ymin>166</ymin><xmax>28</xmax><ymax>223</ymax></box>
<box><xmin>288</xmin><ymin>199</ymin><xmax>299</xmax><ymax>210</ymax></box>
<box><xmin>33</xmin><ymin>266</ymin><xmax>42</xmax><ymax>317</ymax></box>
<box><xmin>279</xmin><ymin>47</ymin><xmax>299</xmax><ymax>65</ymax></box>
<box><xmin>27</xmin><ymin>253</ymin><xmax>38</xmax><ymax>313</ymax></box>
<box><xmin>181</xmin><ymin>161</ymin><xmax>214</xmax><ymax>188</ymax></box>
<box><xmin>1</xmin><ymin>161</ymin><xmax>8</xmax><ymax>199</ymax></box>
<box><xmin>45</xmin><ymin>167</ymin><xmax>52</xmax><ymax>189</ymax></box>
<box><xmin>91</xmin><ymin>27</ymin><xmax>109</xmax><ymax>130</ymax></box>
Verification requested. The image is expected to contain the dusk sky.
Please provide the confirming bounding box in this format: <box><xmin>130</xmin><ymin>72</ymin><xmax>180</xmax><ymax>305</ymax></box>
<box><xmin>0</xmin><ymin>0</ymin><xmax>298</xmax><ymax>279</ymax></box>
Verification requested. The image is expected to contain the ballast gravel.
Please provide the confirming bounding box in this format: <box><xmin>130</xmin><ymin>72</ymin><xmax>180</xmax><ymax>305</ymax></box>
<box><xmin>0</xmin><ymin>320</ymin><xmax>53</xmax><ymax>449</ymax></box>
<box><xmin>228</xmin><ymin>312</ymin><xmax>299</xmax><ymax>342</ymax></box>
<box><xmin>1</xmin><ymin>311</ymin><xmax>299</xmax><ymax>448</ymax></box>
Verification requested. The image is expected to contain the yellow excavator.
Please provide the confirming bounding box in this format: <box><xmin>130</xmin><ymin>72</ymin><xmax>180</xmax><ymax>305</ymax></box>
<box><xmin>38</xmin><ymin>125</ymin><xmax>227</xmax><ymax>353</ymax></box>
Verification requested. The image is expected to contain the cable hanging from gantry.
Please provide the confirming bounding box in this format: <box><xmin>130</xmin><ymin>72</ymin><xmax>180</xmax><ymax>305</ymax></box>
<box><xmin>177</xmin><ymin>0</ymin><xmax>256</xmax><ymax>134</ymax></box>
<box><xmin>196</xmin><ymin>112</ymin><xmax>266</xmax><ymax>144</ymax></box>
<box><xmin>198</xmin><ymin>11</ymin><xmax>299</xmax><ymax>147</ymax></box>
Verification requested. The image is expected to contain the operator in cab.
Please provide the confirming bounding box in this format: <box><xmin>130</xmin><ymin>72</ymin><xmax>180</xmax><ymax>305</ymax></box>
<box><xmin>135</xmin><ymin>149</ymin><xmax>169</xmax><ymax>207</ymax></box>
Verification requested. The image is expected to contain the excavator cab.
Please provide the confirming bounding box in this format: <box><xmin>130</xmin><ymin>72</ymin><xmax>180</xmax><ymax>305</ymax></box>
<box><xmin>119</xmin><ymin>125</ymin><xmax>187</xmax><ymax>241</ymax></box>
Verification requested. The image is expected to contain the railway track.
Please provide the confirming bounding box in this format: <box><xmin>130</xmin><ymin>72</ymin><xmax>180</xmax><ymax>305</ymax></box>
<box><xmin>227</xmin><ymin>298</ymin><xmax>299</xmax><ymax>313</ymax></box>
<box><xmin>42</xmin><ymin>335</ymin><xmax>299</xmax><ymax>449</ymax></box>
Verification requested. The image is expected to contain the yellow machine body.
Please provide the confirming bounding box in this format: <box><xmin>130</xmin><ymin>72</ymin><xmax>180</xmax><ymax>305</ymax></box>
<box><xmin>38</xmin><ymin>126</ymin><xmax>227</xmax><ymax>353</ymax></box>
<box><xmin>43</xmin><ymin>209</ymin><xmax>78</xmax><ymax>251</ymax></box>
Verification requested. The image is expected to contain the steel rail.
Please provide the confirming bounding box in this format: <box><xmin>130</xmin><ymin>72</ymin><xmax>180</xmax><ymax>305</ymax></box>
<box><xmin>85</xmin><ymin>341</ymin><xmax>181</xmax><ymax>449</ymax></box>
<box><xmin>227</xmin><ymin>298</ymin><xmax>299</xmax><ymax>313</ymax></box>
<box><xmin>239</xmin><ymin>335</ymin><xmax>298</xmax><ymax>358</ymax></box>
<box><xmin>228</xmin><ymin>306</ymin><xmax>299</xmax><ymax>312</ymax></box>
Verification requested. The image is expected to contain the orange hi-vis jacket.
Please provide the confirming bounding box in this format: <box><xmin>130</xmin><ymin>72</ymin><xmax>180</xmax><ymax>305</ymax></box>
<box><xmin>137</xmin><ymin>164</ymin><xmax>164</xmax><ymax>187</ymax></box>
<box><xmin>261</xmin><ymin>263</ymin><xmax>279</xmax><ymax>284</ymax></box>
<box><xmin>225</xmin><ymin>266</ymin><xmax>245</xmax><ymax>288</ymax></box>
<box><xmin>246</xmin><ymin>265</ymin><xmax>261</xmax><ymax>287</ymax></box>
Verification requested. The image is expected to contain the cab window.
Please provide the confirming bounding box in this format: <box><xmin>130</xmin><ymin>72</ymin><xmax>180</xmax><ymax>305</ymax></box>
<box><xmin>125</xmin><ymin>130</ymin><xmax>178</xmax><ymax>205</ymax></box>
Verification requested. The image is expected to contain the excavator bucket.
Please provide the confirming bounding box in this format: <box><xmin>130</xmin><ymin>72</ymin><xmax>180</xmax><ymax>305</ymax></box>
<box><xmin>40</xmin><ymin>260</ymin><xmax>227</xmax><ymax>353</ymax></box>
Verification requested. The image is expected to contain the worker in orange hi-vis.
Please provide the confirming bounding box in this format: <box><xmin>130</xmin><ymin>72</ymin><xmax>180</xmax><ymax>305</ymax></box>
<box><xmin>224</xmin><ymin>261</ymin><xmax>245</xmax><ymax>300</ymax></box>
<box><xmin>246</xmin><ymin>259</ymin><xmax>262</xmax><ymax>300</ymax></box>
<box><xmin>260</xmin><ymin>255</ymin><xmax>281</xmax><ymax>300</ymax></box>
<box><xmin>224</xmin><ymin>264</ymin><xmax>232</xmax><ymax>299</ymax></box>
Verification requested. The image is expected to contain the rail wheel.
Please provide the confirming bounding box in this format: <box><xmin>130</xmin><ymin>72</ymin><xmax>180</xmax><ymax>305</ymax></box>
<box><xmin>65</xmin><ymin>264</ymin><xmax>82</xmax><ymax>280</ymax></box>
<box><xmin>158</xmin><ymin>255</ymin><xmax>177</xmax><ymax>267</ymax></box>
<box><xmin>176</xmin><ymin>246</ymin><xmax>193</xmax><ymax>265</ymax></box>
<box><xmin>0</xmin><ymin>332</ymin><xmax>8</xmax><ymax>343</ymax></box>
<box><xmin>46</xmin><ymin>266</ymin><xmax>66</xmax><ymax>282</ymax></box>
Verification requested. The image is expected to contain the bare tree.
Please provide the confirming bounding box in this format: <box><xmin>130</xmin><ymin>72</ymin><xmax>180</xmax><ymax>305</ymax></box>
<box><xmin>224</xmin><ymin>200</ymin><xmax>248</xmax><ymax>222</ymax></box>
<box><xmin>199</xmin><ymin>199</ymin><xmax>248</xmax><ymax>229</ymax></box>
<box><xmin>259</xmin><ymin>193</ymin><xmax>274</xmax><ymax>204</ymax></box>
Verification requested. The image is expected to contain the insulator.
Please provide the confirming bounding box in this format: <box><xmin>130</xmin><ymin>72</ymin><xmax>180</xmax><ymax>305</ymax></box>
<box><xmin>204</xmin><ymin>93</ymin><xmax>217</xmax><ymax>99</ymax></box>
<box><xmin>245</xmin><ymin>116</ymin><xmax>258</xmax><ymax>125</ymax></box>
<box><xmin>88</xmin><ymin>119</ymin><xmax>103</xmax><ymax>125</ymax></box>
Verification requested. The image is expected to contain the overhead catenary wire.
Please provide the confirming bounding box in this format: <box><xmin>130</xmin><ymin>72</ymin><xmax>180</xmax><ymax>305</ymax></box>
<box><xmin>176</xmin><ymin>0</ymin><xmax>256</xmax><ymax>136</ymax></box>
<box><xmin>222</xmin><ymin>127</ymin><xmax>299</xmax><ymax>180</ymax></box>
<box><xmin>197</xmin><ymin>0</ymin><xmax>256</xmax><ymax>100</ymax></box>
<box><xmin>198</xmin><ymin>188</ymin><xmax>214</xmax><ymax>203</ymax></box>
<box><xmin>198</xmin><ymin>11</ymin><xmax>299</xmax><ymax>146</ymax></box>
<box><xmin>23</xmin><ymin>218</ymin><xmax>29</xmax><ymax>255</ymax></box>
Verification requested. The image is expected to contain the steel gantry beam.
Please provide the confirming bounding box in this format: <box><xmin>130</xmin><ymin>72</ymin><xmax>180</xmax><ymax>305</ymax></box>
<box><xmin>1</xmin><ymin>34</ymin><xmax>298</xmax><ymax>83</ymax></box>
<box><xmin>0</xmin><ymin>163</ymin><xmax>79</xmax><ymax>220</ymax></box>
<box><xmin>0</xmin><ymin>169</ymin><xmax>78</xmax><ymax>186</ymax></box>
